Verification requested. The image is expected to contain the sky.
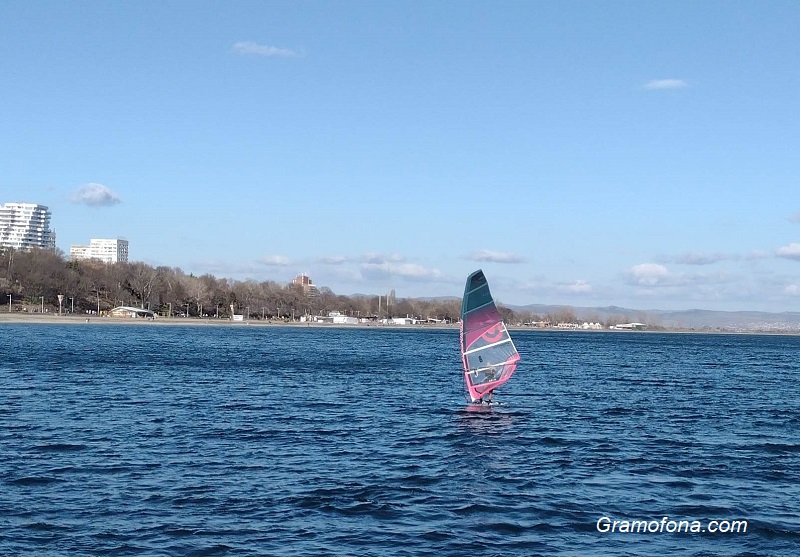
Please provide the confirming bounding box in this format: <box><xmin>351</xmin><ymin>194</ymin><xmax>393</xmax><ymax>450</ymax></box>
<box><xmin>2</xmin><ymin>1</ymin><xmax>799</xmax><ymax>312</ymax></box>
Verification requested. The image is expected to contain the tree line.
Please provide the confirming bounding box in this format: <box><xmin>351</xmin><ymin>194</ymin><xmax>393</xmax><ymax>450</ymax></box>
<box><xmin>0</xmin><ymin>248</ymin><xmax>642</xmax><ymax>326</ymax></box>
<box><xmin>0</xmin><ymin>248</ymin><xmax>469</xmax><ymax>321</ymax></box>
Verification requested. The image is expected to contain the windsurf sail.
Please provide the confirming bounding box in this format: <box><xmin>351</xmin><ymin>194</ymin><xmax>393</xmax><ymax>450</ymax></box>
<box><xmin>460</xmin><ymin>269</ymin><xmax>520</xmax><ymax>402</ymax></box>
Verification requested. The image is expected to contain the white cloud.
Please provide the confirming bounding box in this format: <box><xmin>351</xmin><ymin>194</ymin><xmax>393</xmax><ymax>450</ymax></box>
<box><xmin>746</xmin><ymin>250</ymin><xmax>770</xmax><ymax>261</ymax></box>
<box><xmin>393</xmin><ymin>263</ymin><xmax>443</xmax><ymax>280</ymax></box>
<box><xmin>232</xmin><ymin>41</ymin><xmax>300</xmax><ymax>58</ymax></box>
<box><xmin>643</xmin><ymin>79</ymin><xmax>688</xmax><ymax>90</ymax></box>
<box><xmin>785</xmin><ymin>284</ymin><xmax>800</xmax><ymax>296</ymax></box>
<box><xmin>70</xmin><ymin>183</ymin><xmax>121</xmax><ymax>207</ymax></box>
<box><xmin>360</xmin><ymin>252</ymin><xmax>405</xmax><ymax>265</ymax></box>
<box><xmin>361</xmin><ymin>262</ymin><xmax>443</xmax><ymax>282</ymax></box>
<box><xmin>664</xmin><ymin>252</ymin><xmax>738</xmax><ymax>265</ymax></box>
<box><xmin>189</xmin><ymin>260</ymin><xmax>268</xmax><ymax>277</ymax></box>
<box><xmin>626</xmin><ymin>263</ymin><xmax>670</xmax><ymax>286</ymax></box>
<box><xmin>787</xmin><ymin>212</ymin><xmax>800</xmax><ymax>223</ymax></box>
<box><xmin>258</xmin><ymin>255</ymin><xmax>290</xmax><ymax>266</ymax></box>
<box><xmin>558</xmin><ymin>280</ymin><xmax>592</xmax><ymax>293</ymax></box>
<box><xmin>317</xmin><ymin>255</ymin><xmax>351</xmax><ymax>265</ymax></box>
<box><xmin>318</xmin><ymin>266</ymin><xmax>362</xmax><ymax>284</ymax></box>
<box><xmin>465</xmin><ymin>250</ymin><xmax>526</xmax><ymax>264</ymax></box>
<box><xmin>776</xmin><ymin>243</ymin><xmax>800</xmax><ymax>261</ymax></box>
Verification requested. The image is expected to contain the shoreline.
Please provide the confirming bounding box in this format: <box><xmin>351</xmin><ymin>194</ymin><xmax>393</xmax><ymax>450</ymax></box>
<box><xmin>0</xmin><ymin>313</ymin><xmax>795</xmax><ymax>334</ymax></box>
<box><xmin>0</xmin><ymin>313</ymin><xmax>460</xmax><ymax>329</ymax></box>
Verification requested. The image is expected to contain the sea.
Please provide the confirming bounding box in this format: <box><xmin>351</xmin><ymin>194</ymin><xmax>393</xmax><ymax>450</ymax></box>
<box><xmin>1</xmin><ymin>324</ymin><xmax>799</xmax><ymax>556</ymax></box>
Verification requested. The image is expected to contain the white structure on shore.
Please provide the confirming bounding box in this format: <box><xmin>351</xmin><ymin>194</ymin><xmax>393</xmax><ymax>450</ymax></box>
<box><xmin>612</xmin><ymin>322</ymin><xmax>647</xmax><ymax>331</ymax></box>
<box><xmin>387</xmin><ymin>316</ymin><xmax>418</xmax><ymax>325</ymax></box>
<box><xmin>70</xmin><ymin>238</ymin><xmax>129</xmax><ymax>263</ymax></box>
<box><xmin>303</xmin><ymin>311</ymin><xmax>359</xmax><ymax>324</ymax></box>
<box><xmin>0</xmin><ymin>202</ymin><xmax>56</xmax><ymax>250</ymax></box>
<box><xmin>109</xmin><ymin>305</ymin><xmax>155</xmax><ymax>319</ymax></box>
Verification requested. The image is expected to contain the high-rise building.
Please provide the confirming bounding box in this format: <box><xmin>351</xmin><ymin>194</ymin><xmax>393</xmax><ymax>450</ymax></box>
<box><xmin>70</xmin><ymin>238</ymin><xmax>129</xmax><ymax>264</ymax></box>
<box><xmin>0</xmin><ymin>202</ymin><xmax>56</xmax><ymax>250</ymax></box>
<box><xmin>293</xmin><ymin>273</ymin><xmax>319</xmax><ymax>296</ymax></box>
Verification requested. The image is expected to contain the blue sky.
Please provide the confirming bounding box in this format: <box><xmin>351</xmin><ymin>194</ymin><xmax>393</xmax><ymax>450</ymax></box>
<box><xmin>2</xmin><ymin>1</ymin><xmax>799</xmax><ymax>312</ymax></box>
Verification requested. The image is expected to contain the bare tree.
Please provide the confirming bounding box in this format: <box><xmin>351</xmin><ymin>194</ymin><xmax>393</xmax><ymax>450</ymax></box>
<box><xmin>181</xmin><ymin>274</ymin><xmax>209</xmax><ymax>316</ymax></box>
<box><xmin>0</xmin><ymin>248</ymin><xmax>533</xmax><ymax>325</ymax></box>
<box><xmin>127</xmin><ymin>262</ymin><xmax>160</xmax><ymax>308</ymax></box>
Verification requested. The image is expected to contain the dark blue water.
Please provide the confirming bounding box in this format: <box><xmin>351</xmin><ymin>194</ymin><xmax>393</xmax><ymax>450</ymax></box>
<box><xmin>1</xmin><ymin>324</ymin><xmax>799</xmax><ymax>556</ymax></box>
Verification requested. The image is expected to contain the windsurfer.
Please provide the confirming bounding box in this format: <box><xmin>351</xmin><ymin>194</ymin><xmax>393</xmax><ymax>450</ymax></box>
<box><xmin>460</xmin><ymin>270</ymin><xmax>520</xmax><ymax>407</ymax></box>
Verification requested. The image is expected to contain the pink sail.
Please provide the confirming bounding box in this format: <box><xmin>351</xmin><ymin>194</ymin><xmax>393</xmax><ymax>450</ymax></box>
<box><xmin>459</xmin><ymin>269</ymin><xmax>520</xmax><ymax>402</ymax></box>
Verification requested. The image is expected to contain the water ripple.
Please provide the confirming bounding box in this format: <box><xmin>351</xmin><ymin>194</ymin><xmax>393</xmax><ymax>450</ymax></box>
<box><xmin>1</xmin><ymin>326</ymin><xmax>799</xmax><ymax>555</ymax></box>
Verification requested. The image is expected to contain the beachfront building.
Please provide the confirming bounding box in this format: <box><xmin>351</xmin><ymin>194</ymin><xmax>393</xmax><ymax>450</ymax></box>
<box><xmin>387</xmin><ymin>316</ymin><xmax>418</xmax><ymax>325</ymax></box>
<box><xmin>70</xmin><ymin>238</ymin><xmax>129</xmax><ymax>264</ymax></box>
<box><xmin>330</xmin><ymin>311</ymin><xmax>358</xmax><ymax>324</ymax></box>
<box><xmin>612</xmin><ymin>322</ymin><xmax>647</xmax><ymax>331</ymax></box>
<box><xmin>305</xmin><ymin>311</ymin><xmax>359</xmax><ymax>324</ymax></box>
<box><xmin>0</xmin><ymin>202</ymin><xmax>56</xmax><ymax>250</ymax></box>
<box><xmin>109</xmin><ymin>305</ymin><xmax>155</xmax><ymax>319</ymax></box>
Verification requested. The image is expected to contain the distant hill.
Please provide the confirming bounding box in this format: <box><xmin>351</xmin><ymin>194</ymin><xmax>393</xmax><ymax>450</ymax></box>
<box><xmin>506</xmin><ymin>303</ymin><xmax>800</xmax><ymax>332</ymax></box>
<box><xmin>349</xmin><ymin>292</ymin><xmax>800</xmax><ymax>332</ymax></box>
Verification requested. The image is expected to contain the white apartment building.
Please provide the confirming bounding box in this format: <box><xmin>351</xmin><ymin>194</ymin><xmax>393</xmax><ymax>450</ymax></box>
<box><xmin>70</xmin><ymin>238</ymin><xmax>129</xmax><ymax>264</ymax></box>
<box><xmin>70</xmin><ymin>244</ymin><xmax>92</xmax><ymax>260</ymax></box>
<box><xmin>0</xmin><ymin>202</ymin><xmax>56</xmax><ymax>250</ymax></box>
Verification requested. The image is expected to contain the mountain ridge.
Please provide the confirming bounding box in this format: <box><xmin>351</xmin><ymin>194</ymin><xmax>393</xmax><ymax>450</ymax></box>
<box><xmin>504</xmin><ymin>303</ymin><xmax>800</xmax><ymax>332</ymax></box>
<box><xmin>351</xmin><ymin>293</ymin><xmax>800</xmax><ymax>331</ymax></box>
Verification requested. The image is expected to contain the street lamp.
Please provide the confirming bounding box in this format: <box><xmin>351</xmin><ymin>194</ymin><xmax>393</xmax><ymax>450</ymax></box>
<box><xmin>7</xmin><ymin>294</ymin><xmax>10</xmax><ymax>313</ymax></box>
<box><xmin>40</xmin><ymin>296</ymin><xmax>44</xmax><ymax>314</ymax></box>
<box><xmin>168</xmin><ymin>302</ymin><xmax>172</xmax><ymax>318</ymax></box>
<box><xmin>69</xmin><ymin>296</ymin><xmax>74</xmax><ymax>314</ymax></box>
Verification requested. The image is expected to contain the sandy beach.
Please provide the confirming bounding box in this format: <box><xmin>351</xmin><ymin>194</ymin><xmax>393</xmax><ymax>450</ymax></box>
<box><xmin>0</xmin><ymin>312</ymin><xmax>460</xmax><ymax>329</ymax></box>
<box><xmin>1</xmin><ymin>312</ymin><xmax>789</xmax><ymax>334</ymax></box>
